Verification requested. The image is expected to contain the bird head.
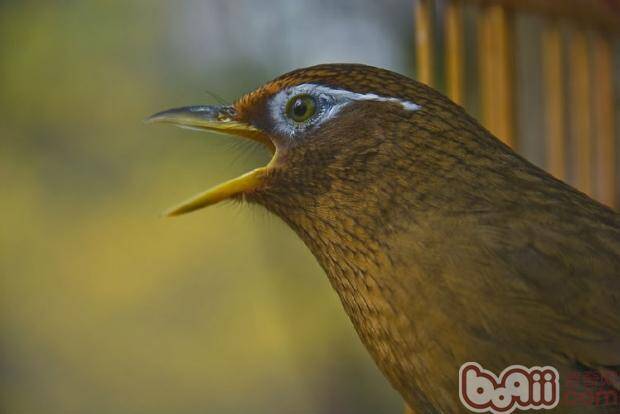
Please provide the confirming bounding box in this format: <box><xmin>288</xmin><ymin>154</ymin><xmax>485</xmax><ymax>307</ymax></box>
<box><xmin>148</xmin><ymin>63</ymin><xmax>496</xmax><ymax>227</ymax></box>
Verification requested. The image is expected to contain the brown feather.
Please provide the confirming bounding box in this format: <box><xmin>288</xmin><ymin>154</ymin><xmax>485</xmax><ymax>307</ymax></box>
<box><xmin>236</xmin><ymin>64</ymin><xmax>620</xmax><ymax>413</ymax></box>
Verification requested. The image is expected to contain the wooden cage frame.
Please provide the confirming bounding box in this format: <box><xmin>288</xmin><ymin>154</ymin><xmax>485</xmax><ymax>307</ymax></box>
<box><xmin>414</xmin><ymin>0</ymin><xmax>619</xmax><ymax>207</ymax></box>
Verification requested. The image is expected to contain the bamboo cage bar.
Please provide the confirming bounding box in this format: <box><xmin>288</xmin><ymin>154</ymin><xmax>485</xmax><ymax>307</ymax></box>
<box><xmin>415</xmin><ymin>0</ymin><xmax>435</xmax><ymax>87</ymax></box>
<box><xmin>541</xmin><ymin>22</ymin><xmax>566</xmax><ymax>181</ymax></box>
<box><xmin>478</xmin><ymin>3</ymin><xmax>515</xmax><ymax>147</ymax></box>
<box><xmin>569</xmin><ymin>29</ymin><xmax>593</xmax><ymax>196</ymax></box>
<box><xmin>414</xmin><ymin>0</ymin><xmax>618</xmax><ymax>208</ymax></box>
<box><xmin>465</xmin><ymin>0</ymin><xmax>620</xmax><ymax>33</ymax></box>
<box><xmin>592</xmin><ymin>32</ymin><xmax>616</xmax><ymax>207</ymax></box>
<box><xmin>478</xmin><ymin>6</ymin><xmax>496</xmax><ymax>137</ymax></box>
<box><xmin>444</xmin><ymin>0</ymin><xmax>464</xmax><ymax>105</ymax></box>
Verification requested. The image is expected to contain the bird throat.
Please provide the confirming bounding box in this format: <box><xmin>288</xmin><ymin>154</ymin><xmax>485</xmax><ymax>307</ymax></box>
<box><xmin>257</xmin><ymin>183</ymin><xmax>425</xmax><ymax>394</ymax></box>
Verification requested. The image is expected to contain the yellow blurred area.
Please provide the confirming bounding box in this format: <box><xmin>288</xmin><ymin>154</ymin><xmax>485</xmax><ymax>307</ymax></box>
<box><xmin>0</xmin><ymin>1</ymin><xmax>408</xmax><ymax>413</ymax></box>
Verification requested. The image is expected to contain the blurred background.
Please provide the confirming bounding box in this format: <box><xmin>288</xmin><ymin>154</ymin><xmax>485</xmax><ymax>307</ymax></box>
<box><xmin>1</xmin><ymin>1</ymin><xmax>618</xmax><ymax>414</ymax></box>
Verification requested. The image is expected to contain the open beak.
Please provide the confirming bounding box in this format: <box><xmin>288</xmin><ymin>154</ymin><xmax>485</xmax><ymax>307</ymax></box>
<box><xmin>146</xmin><ymin>105</ymin><xmax>275</xmax><ymax>217</ymax></box>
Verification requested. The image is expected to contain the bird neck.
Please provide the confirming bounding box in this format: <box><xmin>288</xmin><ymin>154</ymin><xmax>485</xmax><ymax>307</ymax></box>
<box><xmin>254</xmin><ymin>110</ymin><xmax>528</xmax><ymax>303</ymax></box>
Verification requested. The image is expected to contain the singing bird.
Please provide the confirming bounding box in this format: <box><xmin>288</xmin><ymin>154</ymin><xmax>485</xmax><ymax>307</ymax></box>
<box><xmin>148</xmin><ymin>64</ymin><xmax>620</xmax><ymax>413</ymax></box>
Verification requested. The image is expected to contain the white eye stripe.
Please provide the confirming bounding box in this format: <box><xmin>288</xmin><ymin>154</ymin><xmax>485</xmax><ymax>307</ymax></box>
<box><xmin>268</xmin><ymin>83</ymin><xmax>421</xmax><ymax>137</ymax></box>
<box><xmin>302</xmin><ymin>85</ymin><xmax>422</xmax><ymax>111</ymax></box>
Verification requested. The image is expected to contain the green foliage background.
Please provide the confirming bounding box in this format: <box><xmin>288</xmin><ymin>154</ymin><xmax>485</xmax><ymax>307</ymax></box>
<box><xmin>0</xmin><ymin>1</ymin><xmax>411</xmax><ymax>413</ymax></box>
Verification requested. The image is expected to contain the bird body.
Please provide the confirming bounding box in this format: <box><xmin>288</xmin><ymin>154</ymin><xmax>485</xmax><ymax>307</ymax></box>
<box><xmin>150</xmin><ymin>64</ymin><xmax>620</xmax><ymax>413</ymax></box>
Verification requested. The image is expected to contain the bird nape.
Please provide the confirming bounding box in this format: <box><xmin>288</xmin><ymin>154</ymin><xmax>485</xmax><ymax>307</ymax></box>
<box><xmin>148</xmin><ymin>64</ymin><xmax>620</xmax><ymax>413</ymax></box>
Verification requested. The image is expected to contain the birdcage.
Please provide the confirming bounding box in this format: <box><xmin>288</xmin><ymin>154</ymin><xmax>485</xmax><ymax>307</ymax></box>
<box><xmin>414</xmin><ymin>0</ymin><xmax>619</xmax><ymax>208</ymax></box>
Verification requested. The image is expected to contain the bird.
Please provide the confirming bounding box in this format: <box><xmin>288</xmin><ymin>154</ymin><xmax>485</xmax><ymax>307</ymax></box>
<box><xmin>148</xmin><ymin>64</ymin><xmax>620</xmax><ymax>413</ymax></box>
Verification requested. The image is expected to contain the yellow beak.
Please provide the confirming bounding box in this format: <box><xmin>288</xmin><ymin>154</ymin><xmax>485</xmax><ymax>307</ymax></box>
<box><xmin>146</xmin><ymin>105</ymin><xmax>274</xmax><ymax>217</ymax></box>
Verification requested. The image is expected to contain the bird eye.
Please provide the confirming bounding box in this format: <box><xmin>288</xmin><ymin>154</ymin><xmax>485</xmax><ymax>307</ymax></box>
<box><xmin>285</xmin><ymin>94</ymin><xmax>317</xmax><ymax>123</ymax></box>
